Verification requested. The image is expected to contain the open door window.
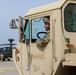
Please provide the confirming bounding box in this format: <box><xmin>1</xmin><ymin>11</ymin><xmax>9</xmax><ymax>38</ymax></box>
<box><xmin>31</xmin><ymin>16</ymin><xmax>50</xmax><ymax>43</ymax></box>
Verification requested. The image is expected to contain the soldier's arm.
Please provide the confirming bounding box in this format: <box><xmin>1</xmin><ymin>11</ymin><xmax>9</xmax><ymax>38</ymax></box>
<box><xmin>36</xmin><ymin>32</ymin><xmax>50</xmax><ymax>47</ymax></box>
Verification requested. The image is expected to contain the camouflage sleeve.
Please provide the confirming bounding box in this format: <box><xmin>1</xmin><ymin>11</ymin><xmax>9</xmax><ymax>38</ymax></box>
<box><xmin>36</xmin><ymin>32</ymin><xmax>50</xmax><ymax>47</ymax></box>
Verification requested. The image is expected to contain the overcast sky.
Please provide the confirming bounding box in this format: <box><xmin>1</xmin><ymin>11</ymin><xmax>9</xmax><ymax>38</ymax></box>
<box><xmin>0</xmin><ymin>0</ymin><xmax>57</xmax><ymax>44</ymax></box>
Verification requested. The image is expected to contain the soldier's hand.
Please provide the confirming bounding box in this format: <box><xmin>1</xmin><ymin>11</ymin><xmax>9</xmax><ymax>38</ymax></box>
<box><xmin>41</xmin><ymin>42</ymin><xmax>47</xmax><ymax>46</ymax></box>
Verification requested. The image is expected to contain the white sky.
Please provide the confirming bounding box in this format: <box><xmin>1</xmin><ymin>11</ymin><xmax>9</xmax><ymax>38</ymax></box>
<box><xmin>0</xmin><ymin>0</ymin><xmax>57</xmax><ymax>44</ymax></box>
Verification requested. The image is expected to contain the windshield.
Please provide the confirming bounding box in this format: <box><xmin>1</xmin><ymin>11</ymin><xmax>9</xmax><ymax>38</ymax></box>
<box><xmin>19</xmin><ymin>19</ymin><xmax>30</xmax><ymax>43</ymax></box>
<box><xmin>24</xmin><ymin>20</ymin><xmax>30</xmax><ymax>42</ymax></box>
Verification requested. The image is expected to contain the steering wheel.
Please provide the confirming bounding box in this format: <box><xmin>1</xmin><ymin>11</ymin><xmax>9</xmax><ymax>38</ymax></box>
<box><xmin>37</xmin><ymin>32</ymin><xmax>47</xmax><ymax>39</ymax></box>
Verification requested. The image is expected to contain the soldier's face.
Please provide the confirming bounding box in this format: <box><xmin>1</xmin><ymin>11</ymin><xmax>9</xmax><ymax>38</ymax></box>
<box><xmin>44</xmin><ymin>22</ymin><xmax>50</xmax><ymax>31</ymax></box>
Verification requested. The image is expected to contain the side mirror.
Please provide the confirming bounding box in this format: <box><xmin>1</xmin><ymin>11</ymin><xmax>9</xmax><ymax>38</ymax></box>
<box><xmin>9</xmin><ymin>19</ymin><xmax>18</xmax><ymax>29</ymax></box>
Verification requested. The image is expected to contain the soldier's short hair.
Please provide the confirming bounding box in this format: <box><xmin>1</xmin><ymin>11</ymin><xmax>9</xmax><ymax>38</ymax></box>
<box><xmin>43</xmin><ymin>16</ymin><xmax>50</xmax><ymax>24</ymax></box>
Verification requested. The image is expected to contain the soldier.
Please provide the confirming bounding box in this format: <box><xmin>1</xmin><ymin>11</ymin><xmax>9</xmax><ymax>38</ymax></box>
<box><xmin>36</xmin><ymin>16</ymin><xmax>50</xmax><ymax>47</ymax></box>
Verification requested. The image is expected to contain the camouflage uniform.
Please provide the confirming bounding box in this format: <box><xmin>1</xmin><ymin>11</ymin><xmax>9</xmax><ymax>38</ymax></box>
<box><xmin>36</xmin><ymin>32</ymin><xmax>50</xmax><ymax>47</ymax></box>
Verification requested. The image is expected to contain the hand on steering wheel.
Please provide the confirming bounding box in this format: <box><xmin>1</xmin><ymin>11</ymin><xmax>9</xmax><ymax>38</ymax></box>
<box><xmin>37</xmin><ymin>32</ymin><xmax>47</xmax><ymax>39</ymax></box>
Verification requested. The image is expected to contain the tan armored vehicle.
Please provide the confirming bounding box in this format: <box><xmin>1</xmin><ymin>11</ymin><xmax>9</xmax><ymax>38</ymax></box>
<box><xmin>9</xmin><ymin>0</ymin><xmax>76</xmax><ymax>75</ymax></box>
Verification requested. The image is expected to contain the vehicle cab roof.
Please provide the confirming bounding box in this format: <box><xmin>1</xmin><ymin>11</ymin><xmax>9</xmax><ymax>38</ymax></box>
<box><xmin>25</xmin><ymin>0</ymin><xmax>66</xmax><ymax>17</ymax></box>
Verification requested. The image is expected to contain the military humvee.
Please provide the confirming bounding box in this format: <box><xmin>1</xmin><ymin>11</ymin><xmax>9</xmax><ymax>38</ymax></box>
<box><xmin>10</xmin><ymin>0</ymin><xmax>76</xmax><ymax>75</ymax></box>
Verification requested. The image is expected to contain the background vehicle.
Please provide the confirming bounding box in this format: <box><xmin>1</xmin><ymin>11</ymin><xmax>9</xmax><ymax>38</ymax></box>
<box><xmin>10</xmin><ymin>0</ymin><xmax>76</xmax><ymax>75</ymax></box>
<box><xmin>0</xmin><ymin>39</ymin><xmax>16</xmax><ymax>61</ymax></box>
